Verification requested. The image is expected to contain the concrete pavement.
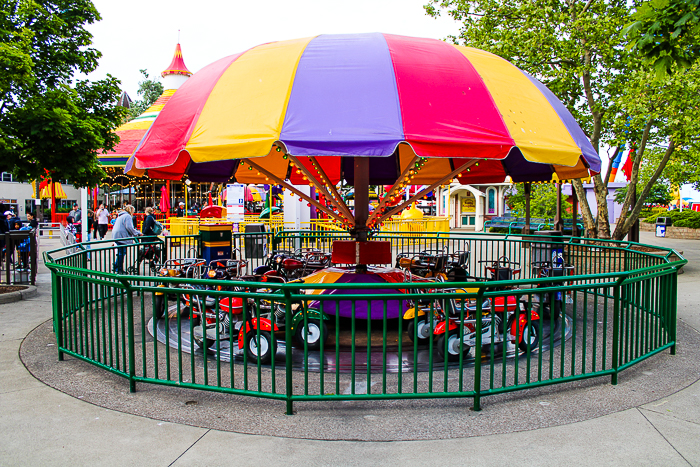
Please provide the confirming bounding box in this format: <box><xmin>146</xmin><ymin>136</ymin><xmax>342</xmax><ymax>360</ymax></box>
<box><xmin>1</xmin><ymin>232</ymin><xmax>698</xmax><ymax>466</ymax></box>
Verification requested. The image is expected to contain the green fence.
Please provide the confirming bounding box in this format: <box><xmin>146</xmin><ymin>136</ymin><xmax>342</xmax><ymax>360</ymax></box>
<box><xmin>44</xmin><ymin>232</ymin><xmax>686</xmax><ymax>414</ymax></box>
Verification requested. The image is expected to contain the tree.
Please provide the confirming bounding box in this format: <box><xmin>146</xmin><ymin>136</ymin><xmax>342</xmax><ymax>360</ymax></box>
<box><xmin>506</xmin><ymin>183</ymin><xmax>570</xmax><ymax>219</ymax></box>
<box><xmin>623</xmin><ymin>0</ymin><xmax>700</xmax><ymax>78</ymax></box>
<box><xmin>425</xmin><ymin>0</ymin><xmax>700</xmax><ymax>240</ymax></box>
<box><xmin>614</xmin><ymin>182</ymin><xmax>672</xmax><ymax>206</ymax></box>
<box><xmin>609</xmin><ymin>63</ymin><xmax>700</xmax><ymax>238</ymax></box>
<box><xmin>127</xmin><ymin>69</ymin><xmax>164</xmax><ymax>120</ymax></box>
<box><xmin>0</xmin><ymin>0</ymin><xmax>125</xmax><ymax>188</ymax></box>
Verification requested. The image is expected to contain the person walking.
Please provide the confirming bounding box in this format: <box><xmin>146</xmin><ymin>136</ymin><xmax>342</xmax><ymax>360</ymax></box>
<box><xmin>96</xmin><ymin>203</ymin><xmax>109</xmax><ymax>240</ymax></box>
<box><xmin>142</xmin><ymin>207</ymin><xmax>157</xmax><ymax>237</ymax></box>
<box><xmin>86</xmin><ymin>210</ymin><xmax>95</xmax><ymax>241</ymax></box>
<box><xmin>0</xmin><ymin>211</ymin><xmax>11</xmax><ymax>265</ymax></box>
<box><xmin>73</xmin><ymin>204</ymin><xmax>82</xmax><ymax>223</ymax></box>
<box><xmin>111</xmin><ymin>205</ymin><xmax>142</xmax><ymax>274</ymax></box>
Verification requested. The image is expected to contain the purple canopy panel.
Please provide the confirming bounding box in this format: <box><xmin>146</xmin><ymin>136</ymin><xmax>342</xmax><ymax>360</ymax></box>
<box><xmin>280</xmin><ymin>33</ymin><xmax>405</xmax><ymax>157</ymax></box>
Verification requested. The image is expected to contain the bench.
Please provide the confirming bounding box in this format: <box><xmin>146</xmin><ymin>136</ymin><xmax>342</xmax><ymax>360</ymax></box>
<box><xmin>484</xmin><ymin>217</ymin><xmax>551</xmax><ymax>234</ymax></box>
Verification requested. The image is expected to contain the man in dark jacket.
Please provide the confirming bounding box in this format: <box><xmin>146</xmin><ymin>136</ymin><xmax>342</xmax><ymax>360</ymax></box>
<box><xmin>0</xmin><ymin>211</ymin><xmax>11</xmax><ymax>263</ymax></box>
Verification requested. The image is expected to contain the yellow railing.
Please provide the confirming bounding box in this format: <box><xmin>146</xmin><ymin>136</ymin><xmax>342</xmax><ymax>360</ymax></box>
<box><xmin>379</xmin><ymin>216</ymin><xmax>451</xmax><ymax>235</ymax></box>
<box><xmin>165</xmin><ymin>215</ymin><xmax>347</xmax><ymax>236</ymax></box>
<box><xmin>165</xmin><ymin>215</ymin><xmax>450</xmax><ymax>237</ymax></box>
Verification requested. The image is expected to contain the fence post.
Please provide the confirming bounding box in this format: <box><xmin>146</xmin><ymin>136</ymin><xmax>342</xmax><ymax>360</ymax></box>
<box><xmin>284</xmin><ymin>288</ymin><xmax>294</xmax><ymax>415</ymax></box>
<box><xmin>4</xmin><ymin>232</ymin><xmax>9</xmax><ymax>284</ymax></box>
<box><xmin>670</xmin><ymin>270</ymin><xmax>678</xmax><ymax>355</ymax></box>
<box><xmin>472</xmin><ymin>288</ymin><xmax>485</xmax><ymax>411</ymax></box>
<box><xmin>611</xmin><ymin>276</ymin><xmax>626</xmax><ymax>385</ymax></box>
<box><xmin>122</xmin><ymin>279</ymin><xmax>137</xmax><ymax>393</ymax></box>
<box><xmin>30</xmin><ymin>231</ymin><xmax>37</xmax><ymax>285</ymax></box>
<box><xmin>52</xmin><ymin>270</ymin><xmax>64</xmax><ymax>361</ymax></box>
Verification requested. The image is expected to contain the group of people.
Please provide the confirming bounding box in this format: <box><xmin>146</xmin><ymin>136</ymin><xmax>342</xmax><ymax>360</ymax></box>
<box><xmin>0</xmin><ymin>210</ymin><xmax>38</xmax><ymax>233</ymax></box>
<box><xmin>110</xmin><ymin>204</ymin><xmax>160</xmax><ymax>274</ymax></box>
<box><xmin>0</xmin><ymin>210</ymin><xmax>38</xmax><ymax>270</ymax></box>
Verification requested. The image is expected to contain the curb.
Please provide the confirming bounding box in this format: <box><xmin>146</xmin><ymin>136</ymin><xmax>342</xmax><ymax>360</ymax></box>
<box><xmin>0</xmin><ymin>285</ymin><xmax>38</xmax><ymax>304</ymax></box>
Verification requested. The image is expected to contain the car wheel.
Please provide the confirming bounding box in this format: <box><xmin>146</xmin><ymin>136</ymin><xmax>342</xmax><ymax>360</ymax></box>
<box><xmin>245</xmin><ymin>330</ymin><xmax>274</xmax><ymax>364</ymax></box>
<box><xmin>294</xmin><ymin>319</ymin><xmax>328</xmax><ymax>350</ymax></box>
<box><xmin>406</xmin><ymin>318</ymin><xmax>432</xmax><ymax>345</ymax></box>
<box><xmin>518</xmin><ymin>321</ymin><xmax>539</xmax><ymax>353</ymax></box>
<box><xmin>436</xmin><ymin>331</ymin><xmax>470</xmax><ymax>362</ymax></box>
<box><xmin>154</xmin><ymin>294</ymin><xmax>165</xmax><ymax>319</ymax></box>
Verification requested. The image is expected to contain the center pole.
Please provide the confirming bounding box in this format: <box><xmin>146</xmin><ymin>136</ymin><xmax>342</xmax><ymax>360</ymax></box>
<box><xmin>353</xmin><ymin>157</ymin><xmax>370</xmax><ymax>273</ymax></box>
<box><xmin>353</xmin><ymin>157</ymin><xmax>370</xmax><ymax>242</ymax></box>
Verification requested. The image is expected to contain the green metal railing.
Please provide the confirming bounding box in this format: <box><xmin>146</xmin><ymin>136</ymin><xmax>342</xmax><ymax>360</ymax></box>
<box><xmin>44</xmin><ymin>232</ymin><xmax>686</xmax><ymax>414</ymax></box>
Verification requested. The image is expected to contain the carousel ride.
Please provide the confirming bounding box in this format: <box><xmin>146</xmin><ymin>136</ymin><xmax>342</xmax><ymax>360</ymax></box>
<box><xmin>129</xmin><ymin>33</ymin><xmax>600</xmax><ymax>371</ymax></box>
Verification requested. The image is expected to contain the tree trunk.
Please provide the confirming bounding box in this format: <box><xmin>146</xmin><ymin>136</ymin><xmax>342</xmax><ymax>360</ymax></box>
<box><xmin>612</xmin><ymin>121</ymin><xmax>652</xmax><ymax>239</ymax></box>
<box><xmin>613</xmin><ymin>139</ymin><xmax>675</xmax><ymax>240</ymax></box>
<box><xmin>572</xmin><ymin>179</ymin><xmax>597</xmax><ymax>237</ymax></box>
<box><xmin>593</xmin><ymin>174</ymin><xmax>611</xmax><ymax>238</ymax></box>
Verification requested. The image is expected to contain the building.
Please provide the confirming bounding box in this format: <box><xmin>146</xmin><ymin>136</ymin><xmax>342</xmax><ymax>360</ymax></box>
<box><xmin>436</xmin><ymin>182</ymin><xmax>511</xmax><ymax>231</ymax></box>
<box><xmin>0</xmin><ymin>172</ymin><xmax>80</xmax><ymax>220</ymax></box>
<box><xmin>562</xmin><ymin>182</ymin><xmax>626</xmax><ymax>224</ymax></box>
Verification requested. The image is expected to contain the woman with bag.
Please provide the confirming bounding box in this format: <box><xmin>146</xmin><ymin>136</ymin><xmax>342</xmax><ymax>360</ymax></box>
<box><xmin>142</xmin><ymin>206</ymin><xmax>160</xmax><ymax>237</ymax></box>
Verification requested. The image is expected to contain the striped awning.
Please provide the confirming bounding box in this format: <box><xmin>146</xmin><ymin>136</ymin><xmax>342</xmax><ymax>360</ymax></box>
<box><xmin>32</xmin><ymin>181</ymin><xmax>67</xmax><ymax>199</ymax></box>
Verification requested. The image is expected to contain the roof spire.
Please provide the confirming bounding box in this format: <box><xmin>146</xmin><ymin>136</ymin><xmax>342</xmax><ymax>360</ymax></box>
<box><xmin>162</xmin><ymin>42</ymin><xmax>192</xmax><ymax>78</ymax></box>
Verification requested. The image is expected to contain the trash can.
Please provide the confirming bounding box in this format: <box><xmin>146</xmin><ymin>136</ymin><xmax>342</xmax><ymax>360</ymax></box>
<box><xmin>244</xmin><ymin>223</ymin><xmax>266</xmax><ymax>258</ymax></box>
<box><xmin>531</xmin><ymin>230</ymin><xmax>564</xmax><ymax>264</ymax></box>
<box><xmin>655</xmin><ymin>217</ymin><xmax>672</xmax><ymax>237</ymax></box>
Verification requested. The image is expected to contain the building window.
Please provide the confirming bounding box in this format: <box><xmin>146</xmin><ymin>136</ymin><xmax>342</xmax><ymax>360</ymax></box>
<box><xmin>487</xmin><ymin>187</ymin><xmax>497</xmax><ymax>215</ymax></box>
<box><xmin>1</xmin><ymin>172</ymin><xmax>13</xmax><ymax>182</ymax></box>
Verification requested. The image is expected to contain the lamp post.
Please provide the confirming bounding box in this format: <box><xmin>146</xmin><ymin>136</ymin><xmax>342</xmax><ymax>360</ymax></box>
<box><xmin>185</xmin><ymin>178</ymin><xmax>191</xmax><ymax>218</ymax></box>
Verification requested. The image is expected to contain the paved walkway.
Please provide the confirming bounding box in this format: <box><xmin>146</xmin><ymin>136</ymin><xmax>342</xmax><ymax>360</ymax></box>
<box><xmin>1</xmin><ymin>232</ymin><xmax>699</xmax><ymax>466</ymax></box>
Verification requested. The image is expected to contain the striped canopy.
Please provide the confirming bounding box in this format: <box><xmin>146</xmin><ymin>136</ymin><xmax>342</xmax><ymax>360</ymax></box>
<box><xmin>100</xmin><ymin>89</ymin><xmax>177</xmax><ymax>167</ymax></box>
<box><xmin>127</xmin><ymin>33</ymin><xmax>600</xmax><ymax>185</ymax></box>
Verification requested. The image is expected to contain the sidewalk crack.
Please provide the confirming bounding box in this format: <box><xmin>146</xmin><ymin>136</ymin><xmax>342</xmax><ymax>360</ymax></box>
<box><xmin>168</xmin><ymin>429</ymin><xmax>210</xmax><ymax>466</ymax></box>
<box><xmin>637</xmin><ymin>408</ymin><xmax>693</xmax><ymax>466</ymax></box>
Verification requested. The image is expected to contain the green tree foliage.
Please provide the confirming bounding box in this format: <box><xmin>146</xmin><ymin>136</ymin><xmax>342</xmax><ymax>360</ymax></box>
<box><xmin>623</xmin><ymin>0</ymin><xmax>700</xmax><ymax>78</ymax></box>
<box><xmin>0</xmin><ymin>0</ymin><xmax>125</xmax><ymax>187</ymax></box>
<box><xmin>425</xmin><ymin>0</ymin><xmax>700</xmax><ymax>240</ymax></box>
<box><xmin>127</xmin><ymin>69</ymin><xmax>164</xmax><ymax>120</ymax></box>
<box><xmin>506</xmin><ymin>183</ymin><xmax>570</xmax><ymax>219</ymax></box>
<box><xmin>613</xmin><ymin>182</ymin><xmax>673</xmax><ymax>206</ymax></box>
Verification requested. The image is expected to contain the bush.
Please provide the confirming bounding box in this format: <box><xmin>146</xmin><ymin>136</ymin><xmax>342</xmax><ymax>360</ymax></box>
<box><xmin>672</xmin><ymin>211</ymin><xmax>700</xmax><ymax>229</ymax></box>
<box><xmin>642</xmin><ymin>210</ymin><xmax>700</xmax><ymax>228</ymax></box>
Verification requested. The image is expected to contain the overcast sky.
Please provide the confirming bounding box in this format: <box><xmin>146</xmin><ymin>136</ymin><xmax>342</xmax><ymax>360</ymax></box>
<box><xmin>86</xmin><ymin>0</ymin><xmax>459</xmax><ymax>99</ymax></box>
<box><xmin>84</xmin><ymin>0</ymin><xmax>698</xmax><ymax>197</ymax></box>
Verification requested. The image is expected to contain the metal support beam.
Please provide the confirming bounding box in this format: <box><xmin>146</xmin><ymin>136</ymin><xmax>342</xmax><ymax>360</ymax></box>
<box><xmin>554</xmin><ymin>182</ymin><xmax>563</xmax><ymax>231</ymax></box>
<box><xmin>523</xmin><ymin>182</ymin><xmax>531</xmax><ymax>235</ymax></box>
<box><xmin>353</xmin><ymin>157</ymin><xmax>370</xmax><ymax>241</ymax></box>
<box><xmin>572</xmin><ymin>184</ymin><xmax>579</xmax><ymax>237</ymax></box>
